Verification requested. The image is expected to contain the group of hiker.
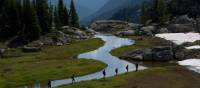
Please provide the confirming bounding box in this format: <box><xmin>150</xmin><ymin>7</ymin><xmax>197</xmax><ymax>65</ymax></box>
<box><xmin>47</xmin><ymin>63</ymin><xmax>139</xmax><ymax>87</ymax></box>
<box><xmin>102</xmin><ymin>63</ymin><xmax>139</xmax><ymax>78</ymax></box>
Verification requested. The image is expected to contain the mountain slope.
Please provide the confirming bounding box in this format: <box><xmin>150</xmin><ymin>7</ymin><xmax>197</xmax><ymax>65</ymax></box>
<box><xmin>83</xmin><ymin>0</ymin><xmax>148</xmax><ymax>25</ymax></box>
<box><xmin>49</xmin><ymin>0</ymin><xmax>108</xmax><ymax>23</ymax></box>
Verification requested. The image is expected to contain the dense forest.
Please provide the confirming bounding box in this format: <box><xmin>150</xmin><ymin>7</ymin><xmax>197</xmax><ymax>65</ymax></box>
<box><xmin>0</xmin><ymin>0</ymin><xmax>79</xmax><ymax>43</ymax></box>
<box><xmin>1</xmin><ymin>0</ymin><xmax>200</xmax><ymax>43</ymax></box>
<box><xmin>141</xmin><ymin>0</ymin><xmax>200</xmax><ymax>25</ymax></box>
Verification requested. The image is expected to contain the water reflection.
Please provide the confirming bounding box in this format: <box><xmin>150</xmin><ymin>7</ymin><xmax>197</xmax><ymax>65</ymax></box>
<box><xmin>22</xmin><ymin>35</ymin><xmax>146</xmax><ymax>88</ymax></box>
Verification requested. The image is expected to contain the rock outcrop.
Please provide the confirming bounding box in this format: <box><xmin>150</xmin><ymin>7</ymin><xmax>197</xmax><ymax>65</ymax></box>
<box><xmin>115</xmin><ymin>30</ymin><xmax>135</xmax><ymax>36</ymax></box>
<box><xmin>167</xmin><ymin>24</ymin><xmax>195</xmax><ymax>33</ymax></box>
<box><xmin>6</xmin><ymin>26</ymin><xmax>94</xmax><ymax>47</ymax></box>
<box><xmin>90</xmin><ymin>20</ymin><xmax>140</xmax><ymax>34</ymax></box>
<box><xmin>140</xmin><ymin>26</ymin><xmax>157</xmax><ymax>36</ymax></box>
<box><xmin>121</xmin><ymin>46</ymin><xmax>174</xmax><ymax>61</ymax></box>
<box><xmin>167</xmin><ymin>15</ymin><xmax>196</xmax><ymax>33</ymax></box>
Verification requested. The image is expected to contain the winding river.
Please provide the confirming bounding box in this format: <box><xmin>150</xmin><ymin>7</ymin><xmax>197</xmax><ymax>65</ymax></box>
<box><xmin>23</xmin><ymin>35</ymin><xmax>146</xmax><ymax>88</ymax></box>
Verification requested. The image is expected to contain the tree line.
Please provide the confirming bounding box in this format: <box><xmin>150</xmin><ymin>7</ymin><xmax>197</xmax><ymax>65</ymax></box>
<box><xmin>140</xmin><ymin>0</ymin><xmax>200</xmax><ymax>26</ymax></box>
<box><xmin>0</xmin><ymin>0</ymin><xmax>79</xmax><ymax>42</ymax></box>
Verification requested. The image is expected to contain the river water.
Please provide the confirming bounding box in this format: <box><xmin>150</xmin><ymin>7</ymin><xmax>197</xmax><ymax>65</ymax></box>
<box><xmin>22</xmin><ymin>35</ymin><xmax>146</xmax><ymax>88</ymax></box>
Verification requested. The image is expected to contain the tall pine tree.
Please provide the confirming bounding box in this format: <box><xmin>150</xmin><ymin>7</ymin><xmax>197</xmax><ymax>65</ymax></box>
<box><xmin>156</xmin><ymin>0</ymin><xmax>170</xmax><ymax>25</ymax></box>
<box><xmin>23</xmin><ymin>0</ymin><xmax>41</xmax><ymax>41</ymax></box>
<box><xmin>36</xmin><ymin>0</ymin><xmax>50</xmax><ymax>34</ymax></box>
<box><xmin>0</xmin><ymin>0</ymin><xmax>6</xmax><ymax>29</ymax></box>
<box><xmin>140</xmin><ymin>3</ymin><xmax>147</xmax><ymax>24</ymax></box>
<box><xmin>58</xmin><ymin>0</ymin><xmax>69</xmax><ymax>26</ymax></box>
<box><xmin>69</xmin><ymin>0</ymin><xmax>79</xmax><ymax>28</ymax></box>
<box><xmin>54</xmin><ymin>7</ymin><xmax>62</xmax><ymax>29</ymax></box>
<box><xmin>49</xmin><ymin>1</ymin><xmax>54</xmax><ymax>30</ymax></box>
<box><xmin>0</xmin><ymin>0</ymin><xmax>21</xmax><ymax>40</ymax></box>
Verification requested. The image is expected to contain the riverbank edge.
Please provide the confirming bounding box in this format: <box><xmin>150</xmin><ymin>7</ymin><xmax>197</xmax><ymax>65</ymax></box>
<box><xmin>58</xmin><ymin>35</ymin><xmax>200</xmax><ymax>88</ymax></box>
<box><xmin>58</xmin><ymin>67</ymin><xmax>166</xmax><ymax>88</ymax></box>
<box><xmin>0</xmin><ymin>38</ymin><xmax>107</xmax><ymax>88</ymax></box>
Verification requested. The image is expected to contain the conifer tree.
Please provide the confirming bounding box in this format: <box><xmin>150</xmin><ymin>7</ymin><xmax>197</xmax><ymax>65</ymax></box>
<box><xmin>63</xmin><ymin>6</ymin><xmax>69</xmax><ymax>25</ymax></box>
<box><xmin>58</xmin><ymin>0</ymin><xmax>69</xmax><ymax>26</ymax></box>
<box><xmin>23</xmin><ymin>0</ymin><xmax>41</xmax><ymax>41</ymax></box>
<box><xmin>36</xmin><ymin>0</ymin><xmax>50</xmax><ymax>34</ymax></box>
<box><xmin>0</xmin><ymin>0</ymin><xmax>6</xmax><ymax>26</ymax></box>
<box><xmin>0</xmin><ymin>0</ymin><xmax>5</xmax><ymax>13</ymax></box>
<box><xmin>32</xmin><ymin>0</ymin><xmax>36</xmax><ymax>8</ymax></box>
<box><xmin>0</xmin><ymin>0</ymin><xmax>7</xmax><ymax>40</ymax></box>
<box><xmin>49</xmin><ymin>3</ymin><xmax>54</xmax><ymax>30</ymax></box>
<box><xmin>156</xmin><ymin>0</ymin><xmax>170</xmax><ymax>25</ymax></box>
<box><xmin>141</xmin><ymin>3</ymin><xmax>147</xmax><ymax>24</ymax></box>
<box><xmin>54</xmin><ymin>7</ymin><xmax>62</xmax><ymax>29</ymax></box>
<box><xmin>0</xmin><ymin>0</ymin><xmax>21</xmax><ymax>40</ymax></box>
<box><xmin>69</xmin><ymin>0</ymin><xmax>79</xmax><ymax>28</ymax></box>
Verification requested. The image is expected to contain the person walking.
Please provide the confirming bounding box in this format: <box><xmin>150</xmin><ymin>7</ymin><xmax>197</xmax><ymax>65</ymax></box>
<box><xmin>135</xmin><ymin>63</ymin><xmax>139</xmax><ymax>72</ymax></box>
<box><xmin>71</xmin><ymin>74</ymin><xmax>75</xmax><ymax>84</ymax></box>
<box><xmin>126</xmin><ymin>65</ymin><xmax>129</xmax><ymax>72</ymax></box>
<box><xmin>48</xmin><ymin>80</ymin><xmax>51</xmax><ymax>88</ymax></box>
<box><xmin>115</xmin><ymin>68</ymin><xmax>118</xmax><ymax>76</ymax></box>
<box><xmin>103</xmin><ymin>69</ymin><xmax>106</xmax><ymax>78</ymax></box>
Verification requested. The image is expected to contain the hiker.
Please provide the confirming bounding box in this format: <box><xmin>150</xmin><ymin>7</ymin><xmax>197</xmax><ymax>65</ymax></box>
<box><xmin>126</xmin><ymin>65</ymin><xmax>129</xmax><ymax>72</ymax></box>
<box><xmin>71</xmin><ymin>74</ymin><xmax>75</xmax><ymax>84</ymax></box>
<box><xmin>135</xmin><ymin>63</ymin><xmax>139</xmax><ymax>72</ymax></box>
<box><xmin>103</xmin><ymin>69</ymin><xmax>106</xmax><ymax>78</ymax></box>
<box><xmin>115</xmin><ymin>68</ymin><xmax>118</xmax><ymax>76</ymax></box>
<box><xmin>48</xmin><ymin>80</ymin><xmax>51</xmax><ymax>88</ymax></box>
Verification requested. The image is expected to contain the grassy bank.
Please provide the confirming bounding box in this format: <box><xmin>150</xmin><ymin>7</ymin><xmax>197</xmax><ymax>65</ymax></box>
<box><xmin>60</xmin><ymin>66</ymin><xmax>200</xmax><ymax>88</ymax></box>
<box><xmin>58</xmin><ymin>36</ymin><xmax>200</xmax><ymax>88</ymax></box>
<box><xmin>111</xmin><ymin>36</ymin><xmax>155</xmax><ymax>57</ymax></box>
<box><xmin>58</xmin><ymin>36</ymin><xmax>167</xmax><ymax>88</ymax></box>
<box><xmin>0</xmin><ymin>38</ymin><xmax>106</xmax><ymax>88</ymax></box>
<box><xmin>59</xmin><ymin>67</ymin><xmax>165</xmax><ymax>88</ymax></box>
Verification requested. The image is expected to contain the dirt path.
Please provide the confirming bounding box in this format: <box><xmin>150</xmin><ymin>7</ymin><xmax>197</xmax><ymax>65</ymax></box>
<box><xmin>121</xmin><ymin>66</ymin><xmax>200</xmax><ymax>88</ymax></box>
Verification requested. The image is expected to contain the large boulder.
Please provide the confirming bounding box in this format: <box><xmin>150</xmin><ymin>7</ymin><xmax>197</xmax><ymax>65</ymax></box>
<box><xmin>90</xmin><ymin>20</ymin><xmax>139</xmax><ymax>34</ymax></box>
<box><xmin>116</xmin><ymin>30</ymin><xmax>135</xmax><ymax>36</ymax></box>
<box><xmin>121</xmin><ymin>46</ymin><xmax>173</xmax><ymax>61</ymax></box>
<box><xmin>168</xmin><ymin>15</ymin><xmax>196</xmax><ymax>33</ymax></box>
<box><xmin>40</xmin><ymin>28</ymin><xmax>89</xmax><ymax>46</ymax></box>
<box><xmin>140</xmin><ymin>26</ymin><xmax>157</xmax><ymax>36</ymax></box>
<box><xmin>159</xmin><ymin>28</ymin><xmax>169</xmax><ymax>33</ymax></box>
<box><xmin>62</xmin><ymin>26</ymin><xmax>92</xmax><ymax>39</ymax></box>
<box><xmin>128</xmin><ymin>23</ymin><xmax>142</xmax><ymax>29</ymax></box>
<box><xmin>122</xmin><ymin>49</ymin><xmax>152</xmax><ymax>60</ymax></box>
<box><xmin>167</xmin><ymin>24</ymin><xmax>195</xmax><ymax>33</ymax></box>
<box><xmin>175</xmin><ymin>51</ymin><xmax>185</xmax><ymax>60</ymax></box>
<box><xmin>173</xmin><ymin>15</ymin><xmax>195</xmax><ymax>24</ymax></box>
<box><xmin>151</xmin><ymin>46</ymin><xmax>173</xmax><ymax>61</ymax></box>
<box><xmin>39</xmin><ymin>31</ymin><xmax>71</xmax><ymax>46</ymax></box>
<box><xmin>85</xmin><ymin>29</ymin><xmax>97</xmax><ymax>35</ymax></box>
